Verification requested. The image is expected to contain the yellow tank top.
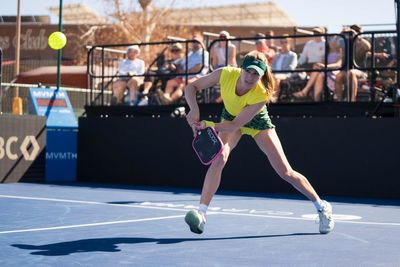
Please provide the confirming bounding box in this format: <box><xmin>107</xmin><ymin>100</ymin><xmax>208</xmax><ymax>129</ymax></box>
<box><xmin>219</xmin><ymin>67</ymin><xmax>269</xmax><ymax>116</ymax></box>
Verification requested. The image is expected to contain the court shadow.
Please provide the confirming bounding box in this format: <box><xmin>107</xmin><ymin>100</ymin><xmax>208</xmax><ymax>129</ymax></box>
<box><xmin>12</xmin><ymin>233</ymin><xmax>318</xmax><ymax>256</ymax></box>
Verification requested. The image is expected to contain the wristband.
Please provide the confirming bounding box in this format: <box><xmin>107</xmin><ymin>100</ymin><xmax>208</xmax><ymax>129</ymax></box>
<box><xmin>203</xmin><ymin>120</ymin><xmax>216</xmax><ymax>128</ymax></box>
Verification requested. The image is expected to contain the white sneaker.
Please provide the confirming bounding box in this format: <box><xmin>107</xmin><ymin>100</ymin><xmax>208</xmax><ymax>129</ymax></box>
<box><xmin>184</xmin><ymin>209</ymin><xmax>206</xmax><ymax>234</ymax></box>
<box><xmin>318</xmin><ymin>200</ymin><xmax>334</xmax><ymax>234</ymax></box>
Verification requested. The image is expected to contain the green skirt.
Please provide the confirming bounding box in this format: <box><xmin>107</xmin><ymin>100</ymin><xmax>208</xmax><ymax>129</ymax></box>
<box><xmin>221</xmin><ymin>106</ymin><xmax>275</xmax><ymax>130</ymax></box>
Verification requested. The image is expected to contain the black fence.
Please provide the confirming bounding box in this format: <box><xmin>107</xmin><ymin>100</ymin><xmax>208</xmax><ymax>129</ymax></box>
<box><xmin>86</xmin><ymin>39</ymin><xmax>207</xmax><ymax>106</ymax></box>
<box><xmin>86</xmin><ymin>31</ymin><xmax>398</xmax><ymax>107</ymax></box>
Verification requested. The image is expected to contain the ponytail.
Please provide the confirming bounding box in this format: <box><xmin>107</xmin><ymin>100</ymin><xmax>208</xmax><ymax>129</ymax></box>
<box><xmin>261</xmin><ymin>65</ymin><xmax>275</xmax><ymax>101</ymax></box>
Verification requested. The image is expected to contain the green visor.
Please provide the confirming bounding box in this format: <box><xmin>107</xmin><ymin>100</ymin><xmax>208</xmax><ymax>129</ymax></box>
<box><xmin>241</xmin><ymin>57</ymin><xmax>266</xmax><ymax>76</ymax></box>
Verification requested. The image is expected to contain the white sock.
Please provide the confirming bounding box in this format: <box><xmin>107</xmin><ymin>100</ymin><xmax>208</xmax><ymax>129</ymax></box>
<box><xmin>313</xmin><ymin>199</ymin><xmax>325</xmax><ymax>212</ymax></box>
<box><xmin>198</xmin><ymin>204</ymin><xmax>208</xmax><ymax>215</ymax></box>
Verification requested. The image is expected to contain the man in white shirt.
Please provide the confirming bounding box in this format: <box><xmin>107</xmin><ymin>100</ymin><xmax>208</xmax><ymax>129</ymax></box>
<box><xmin>112</xmin><ymin>45</ymin><xmax>145</xmax><ymax>105</ymax></box>
<box><xmin>297</xmin><ymin>27</ymin><xmax>326</xmax><ymax>69</ymax></box>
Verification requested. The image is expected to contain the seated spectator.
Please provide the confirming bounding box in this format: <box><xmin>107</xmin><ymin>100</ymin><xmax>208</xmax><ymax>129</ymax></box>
<box><xmin>254</xmin><ymin>33</ymin><xmax>275</xmax><ymax>63</ymax></box>
<box><xmin>112</xmin><ymin>45</ymin><xmax>145</xmax><ymax>105</ymax></box>
<box><xmin>297</xmin><ymin>27</ymin><xmax>326</xmax><ymax>69</ymax></box>
<box><xmin>270</xmin><ymin>35</ymin><xmax>298</xmax><ymax>102</ymax></box>
<box><xmin>266</xmin><ymin>30</ymin><xmax>279</xmax><ymax>53</ymax></box>
<box><xmin>335</xmin><ymin>25</ymin><xmax>370</xmax><ymax>101</ymax></box>
<box><xmin>353</xmin><ymin>24</ymin><xmax>392</xmax><ymax>69</ymax></box>
<box><xmin>157</xmin><ymin>34</ymin><xmax>209</xmax><ymax>104</ymax></box>
<box><xmin>139</xmin><ymin>43</ymin><xmax>185</xmax><ymax>105</ymax></box>
<box><xmin>158</xmin><ymin>43</ymin><xmax>185</xmax><ymax>88</ymax></box>
<box><xmin>210</xmin><ymin>30</ymin><xmax>237</xmax><ymax>69</ymax></box>
<box><xmin>293</xmin><ymin>36</ymin><xmax>342</xmax><ymax>101</ymax></box>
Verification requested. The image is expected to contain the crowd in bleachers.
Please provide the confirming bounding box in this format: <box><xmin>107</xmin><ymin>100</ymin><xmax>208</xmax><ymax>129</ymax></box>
<box><xmin>104</xmin><ymin>25</ymin><xmax>396</xmax><ymax>106</ymax></box>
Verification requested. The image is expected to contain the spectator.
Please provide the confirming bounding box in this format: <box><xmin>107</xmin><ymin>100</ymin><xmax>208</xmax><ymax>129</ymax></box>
<box><xmin>270</xmin><ymin>35</ymin><xmax>298</xmax><ymax>102</ymax></box>
<box><xmin>297</xmin><ymin>27</ymin><xmax>326</xmax><ymax>69</ymax></box>
<box><xmin>254</xmin><ymin>33</ymin><xmax>275</xmax><ymax>63</ymax></box>
<box><xmin>293</xmin><ymin>36</ymin><xmax>342</xmax><ymax>101</ymax></box>
<box><xmin>350</xmin><ymin>25</ymin><xmax>372</xmax><ymax>68</ymax></box>
<box><xmin>266</xmin><ymin>30</ymin><xmax>279</xmax><ymax>53</ymax></box>
<box><xmin>210</xmin><ymin>30</ymin><xmax>237</xmax><ymax>69</ymax></box>
<box><xmin>335</xmin><ymin>25</ymin><xmax>370</xmax><ymax>101</ymax></box>
<box><xmin>351</xmin><ymin>24</ymin><xmax>391</xmax><ymax>69</ymax></box>
<box><xmin>157</xmin><ymin>34</ymin><xmax>209</xmax><ymax>104</ymax></box>
<box><xmin>112</xmin><ymin>45</ymin><xmax>145</xmax><ymax>105</ymax></box>
<box><xmin>139</xmin><ymin>43</ymin><xmax>185</xmax><ymax>105</ymax></box>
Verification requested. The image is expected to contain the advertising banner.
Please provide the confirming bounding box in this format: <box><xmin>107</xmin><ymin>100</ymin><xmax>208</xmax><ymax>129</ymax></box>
<box><xmin>0</xmin><ymin>115</ymin><xmax>46</xmax><ymax>183</ymax></box>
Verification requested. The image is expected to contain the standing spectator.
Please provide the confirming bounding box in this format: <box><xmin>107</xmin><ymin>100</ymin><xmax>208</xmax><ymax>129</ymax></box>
<box><xmin>270</xmin><ymin>35</ymin><xmax>298</xmax><ymax>102</ymax></box>
<box><xmin>210</xmin><ymin>30</ymin><xmax>237</xmax><ymax>69</ymax></box>
<box><xmin>254</xmin><ymin>33</ymin><xmax>275</xmax><ymax>64</ymax></box>
<box><xmin>112</xmin><ymin>45</ymin><xmax>145</xmax><ymax>105</ymax></box>
<box><xmin>297</xmin><ymin>27</ymin><xmax>326</xmax><ymax>69</ymax></box>
<box><xmin>157</xmin><ymin>34</ymin><xmax>209</xmax><ymax>104</ymax></box>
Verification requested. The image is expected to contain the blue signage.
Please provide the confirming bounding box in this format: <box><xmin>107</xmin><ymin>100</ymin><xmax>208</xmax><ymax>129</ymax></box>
<box><xmin>29</xmin><ymin>88</ymin><xmax>77</xmax><ymax>128</ymax></box>
<box><xmin>29</xmin><ymin>88</ymin><xmax>77</xmax><ymax>182</ymax></box>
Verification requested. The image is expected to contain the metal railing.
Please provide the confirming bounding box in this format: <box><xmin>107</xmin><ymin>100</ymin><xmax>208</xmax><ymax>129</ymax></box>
<box><xmin>86</xmin><ymin>39</ymin><xmax>208</xmax><ymax>106</ymax></box>
<box><xmin>1</xmin><ymin>31</ymin><xmax>397</xmax><ymax>113</ymax></box>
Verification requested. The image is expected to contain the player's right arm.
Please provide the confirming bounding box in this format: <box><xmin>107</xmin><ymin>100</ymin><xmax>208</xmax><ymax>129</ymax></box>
<box><xmin>185</xmin><ymin>68</ymin><xmax>223</xmax><ymax>135</ymax></box>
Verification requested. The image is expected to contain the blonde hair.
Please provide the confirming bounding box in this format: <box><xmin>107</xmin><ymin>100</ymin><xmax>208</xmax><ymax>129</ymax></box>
<box><xmin>243</xmin><ymin>51</ymin><xmax>275</xmax><ymax>100</ymax></box>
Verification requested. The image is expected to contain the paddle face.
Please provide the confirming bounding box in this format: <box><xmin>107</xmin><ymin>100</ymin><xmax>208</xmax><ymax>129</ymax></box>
<box><xmin>192</xmin><ymin>127</ymin><xmax>224</xmax><ymax>165</ymax></box>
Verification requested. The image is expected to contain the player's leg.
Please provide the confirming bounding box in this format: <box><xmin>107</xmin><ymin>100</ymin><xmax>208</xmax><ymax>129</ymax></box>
<box><xmin>185</xmin><ymin>130</ymin><xmax>242</xmax><ymax>234</ymax></box>
<box><xmin>253</xmin><ymin>128</ymin><xmax>334</xmax><ymax>233</ymax></box>
<box><xmin>200</xmin><ymin>129</ymin><xmax>242</xmax><ymax>205</ymax></box>
<box><xmin>254</xmin><ymin>128</ymin><xmax>318</xmax><ymax>200</ymax></box>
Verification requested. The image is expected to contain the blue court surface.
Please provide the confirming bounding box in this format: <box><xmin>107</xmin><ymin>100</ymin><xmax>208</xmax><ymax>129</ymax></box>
<box><xmin>0</xmin><ymin>183</ymin><xmax>399</xmax><ymax>267</ymax></box>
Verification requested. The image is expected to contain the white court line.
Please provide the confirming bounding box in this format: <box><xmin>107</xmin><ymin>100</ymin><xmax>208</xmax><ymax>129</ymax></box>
<box><xmin>336</xmin><ymin>232</ymin><xmax>369</xmax><ymax>244</ymax></box>
<box><xmin>0</xmin><ymin>194</ymin><xmax>186</xmax><ymax>212</ymax></box>
<box><xmin>217</xmin><ymin>211</ymin><xmax>400</xmax><ymax>226</ymax></box>
<box><xmin>0</xmin><ymin>214</ymin><xmax>184</xmax><ymax>235</ymax></box>
<box><xmin>1</xmin><ymin>194</ymin><xmax>400</xmax><ymax>227</ymax></box>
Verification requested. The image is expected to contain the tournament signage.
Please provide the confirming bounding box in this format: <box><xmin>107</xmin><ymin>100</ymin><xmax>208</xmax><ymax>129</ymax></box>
<box><xmin>29</xmin><ymin>88</ymin><xmax>77</xmax><ymax>128</ymax></box>
<box><xmin>0</xmin><ymin>135</ymin><xmax>40</xmax><ymax>161</ymax></box>
<box><xmin>29</xmin><ymin>88</ymin><xmax>77</xmax><ymax>182</ymax></box>
<box><xmin>0</xmin><ymin>115</ymin><xmax>46</xmax><ymax>183</ymax></box>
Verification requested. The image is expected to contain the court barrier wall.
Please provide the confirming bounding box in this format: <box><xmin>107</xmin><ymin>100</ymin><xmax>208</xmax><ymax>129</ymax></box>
<box><xmin>78</xmin><ymin>116</ymin><xmax>400</xmax><ymax>199</ymax></box>
<box><xmin>0</xmin><ymin>115</ymin><xmax>46</xmax><ymax>183</ymax></box>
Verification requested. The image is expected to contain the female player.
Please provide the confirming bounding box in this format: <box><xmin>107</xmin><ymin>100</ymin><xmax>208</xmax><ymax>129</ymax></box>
<box><xmin>184</xmin><ymin>51</ymin><xmax>334</xmax><ymax>234</ymax></box>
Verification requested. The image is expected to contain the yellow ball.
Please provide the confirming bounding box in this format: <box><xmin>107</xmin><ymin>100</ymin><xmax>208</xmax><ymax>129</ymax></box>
<box><xmin>48</xmin><ymin>31</ymin><xmax>67</xmax><ymax>50</ymax></box>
